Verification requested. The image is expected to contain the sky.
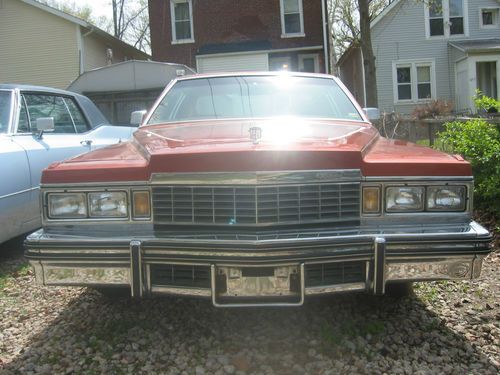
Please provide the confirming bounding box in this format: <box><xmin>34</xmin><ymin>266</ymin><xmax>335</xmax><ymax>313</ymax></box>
<box><xmin>79</xmin><ymin>0</ymin><xmax>113</xmax><ymax>19</ymax></box>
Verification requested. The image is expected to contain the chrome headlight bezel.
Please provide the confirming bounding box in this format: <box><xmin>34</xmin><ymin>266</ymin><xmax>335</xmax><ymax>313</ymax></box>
<box><xmin>367</xmin><ymin>182</ymin><xmax>470</xmax><ymax>215</ymax></box>
<box><xmin>43</xmin><ymin>187</ymin><xmax>152</xmax><ymax>223</ymax></box>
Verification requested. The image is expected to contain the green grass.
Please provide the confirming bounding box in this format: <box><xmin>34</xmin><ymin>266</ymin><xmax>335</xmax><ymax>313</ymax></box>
<box><xmin>414</xmin><ymin>282</ymin><xmax>440</xmax><ymax>303</ymax></box>
<box><xmin>319</xmin><ymin>318</ymin><xmax>385</xmax><ymax>350</ymax></box>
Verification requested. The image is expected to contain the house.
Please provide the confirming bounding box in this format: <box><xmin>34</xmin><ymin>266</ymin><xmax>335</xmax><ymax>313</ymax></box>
<box><xmin>148</xmin><ymin>0</ymin><xmax>329</xmax><ymax>73</ymax></box>
<box><xmin>338</xmin><ymin>0</ymin><xmax>500</xmax><ymax>114</ymax></box>
<box><xmin>0</xmin><ymin>0</ymin><xmax>150</xmax><ymax>89</ymax></box>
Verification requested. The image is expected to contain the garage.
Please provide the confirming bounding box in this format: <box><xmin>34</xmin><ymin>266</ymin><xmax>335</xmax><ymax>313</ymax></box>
<box><xmin>196</xmin><ymin>52</ymin><xmax>269</xmax><ymax>73</ymax></box>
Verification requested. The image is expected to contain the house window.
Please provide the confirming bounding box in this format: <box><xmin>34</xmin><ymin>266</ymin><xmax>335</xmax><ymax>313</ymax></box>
<box><xmin>280</xmin><ymin>0</ymin><xmax>304</xmax><ymax>37</ymax></box>
<box><xmin>299</xmin><ymin>54</ymin><xmax>320</xmax><ymax>73</ymax></box>
<box><xmin>170</xmin><ymin>0</ymin><xmax>194</xmax><ymax>43</ymax></box>
<box><xmin>480</xmin><ymin>8</ymin><xmax>499</xmax><ymax>28</ymax></box>
<box><xmin>393</xmin><ymin>61</ymin><xmax>435</xmax><ymax>103</ymax></box>
<box><xmin>429</xmin><ymin>2</ymin><xmax>444</xmax><ymax>36</ymax></box>
<box><xmin>425</xmin><ymin>0</ymin><xmax>467</xmax><ymax>38</ymax></box>
<box><xmin>449</xmin><ymin>0</ymin><xmax>464</xmax><ymax>35</ymax></box>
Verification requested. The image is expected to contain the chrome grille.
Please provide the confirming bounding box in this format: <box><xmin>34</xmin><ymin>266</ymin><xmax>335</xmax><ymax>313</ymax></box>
<box><xmin>152</xmin><ymin>183</ymin><xmax>360</xmax><ymax>226</ymax></box>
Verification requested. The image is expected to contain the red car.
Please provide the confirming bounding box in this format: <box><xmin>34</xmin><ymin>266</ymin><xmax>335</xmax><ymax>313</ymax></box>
<box><xmin>25</xmin><ymin>73</ymin><xmax>492</xmax><ymax>307</ymax></box>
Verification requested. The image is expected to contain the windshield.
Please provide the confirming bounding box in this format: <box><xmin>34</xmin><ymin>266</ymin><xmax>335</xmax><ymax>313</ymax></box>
<box><xmin>147</xmin><ymin>76</ymin><xmax>363</xmax><ymax>125</ymax></box>
<box><xmin>0</xmin><ymin>91</ymin><xmax>13</xmax><ymax>133</ymax></box>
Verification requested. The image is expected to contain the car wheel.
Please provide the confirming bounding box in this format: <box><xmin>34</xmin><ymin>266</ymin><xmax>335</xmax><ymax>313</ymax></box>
<box><xmin>385</xmin><ymin>282</ymin><xmax>414</xmax><ymax>298</ymax></box>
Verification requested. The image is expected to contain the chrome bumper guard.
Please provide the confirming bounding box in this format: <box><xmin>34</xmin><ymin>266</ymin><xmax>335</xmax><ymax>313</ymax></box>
<box><xmin>27</xmin><ymin>221</ymin><xmax>492</xmax><ymax>307</ymax></box>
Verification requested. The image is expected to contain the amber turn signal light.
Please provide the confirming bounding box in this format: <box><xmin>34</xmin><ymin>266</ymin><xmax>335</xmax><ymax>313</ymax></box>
<box><xmin>132</xmin><ymin>191</ymin><xmax>151</xmax><ymax>219</ymax></box>
<box><xmin>363</xmin><ymin>187</ymin><xmax>381</xmax><ymax>214</ymax></box>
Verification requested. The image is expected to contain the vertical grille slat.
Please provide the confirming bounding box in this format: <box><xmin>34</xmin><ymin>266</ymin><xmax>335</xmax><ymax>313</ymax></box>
<box><xmin>153</xmin><ymin>183</ymin><xmax>360</xmax><ymax>225</ymax></box>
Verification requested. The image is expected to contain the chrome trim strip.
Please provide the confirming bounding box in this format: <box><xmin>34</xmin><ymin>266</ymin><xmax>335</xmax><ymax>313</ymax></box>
<box><xmin>39</xmin><ymin>175</ymin><xmax>474</xmax><ymax>189</ymax></box>
<box><xmin>130</xmin><ymin>241</ymin><xmax>142</xmax><ymax>298</ymax></box>
<box><xmin>0</xmin><ymin>186</ymin><xmax>39</xmax><ymax>200</ymax></box>
<box><xmin>150</xmin><ymin>286</ymin><xmax>211</xmax><ymax>297</ymax></box>
<box><xmin>151</xmin><ymin>170</ymin><xmax>362</xmax><ymax>185</ymax></box>
<box><xmin>363</xmin><ymin>176</ymin><xmax>474</xmax><ymax>182</ymax></box>
<box><xmin>305</xmin><ymin>282</ymin><xmax>366</xmax><ymax>295</ymax></box>
<box><xmin>26</xmin><ymin>223</ymin><xmax>490</xmax><ymax>250</ymax></box>
<box><xmin>40</xmin><ymin>181</ymin><xmax>150</xmax><ymax>188</ymax></box>
<box><xmin>373</xmin><ymin>237</ymin><xmax>386</xmax><ymax>295</ymax></box>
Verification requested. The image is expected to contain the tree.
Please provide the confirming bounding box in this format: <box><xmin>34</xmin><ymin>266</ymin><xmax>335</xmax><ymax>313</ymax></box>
<box><xmin>357</xmin><ymin>0</ymin><xmax>378</xmax><ymax>107</ymax></box>
<box><xmin>111</xmin><ymin>0</ymin><xmax>150</xmax><ymax>52</ymax></box>
<box><xmin>38</xmin><ymin>0</ymin><xmax>95</xmax><ymax>23</ymax></box>
<box><xmin>38</xmin><ymin>0</ymin><xmax>150</xmax><ymax>54</ymax></box>
<box><xmin>328</xmin><ymin>0</ymin><xmax>389</xmax><ymax>106</ymax></box>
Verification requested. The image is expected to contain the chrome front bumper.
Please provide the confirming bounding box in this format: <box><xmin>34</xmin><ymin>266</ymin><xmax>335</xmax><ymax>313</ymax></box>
<box><xmin>25</xmin><ymin>221</ymin><xmax>492</xmax><ymax>307</ymax></box>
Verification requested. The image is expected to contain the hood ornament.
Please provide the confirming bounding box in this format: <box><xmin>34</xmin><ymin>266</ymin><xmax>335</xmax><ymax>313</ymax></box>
<box><xmin>249</xmin><ymin>126</ymin><xmax>262</xmax><ymax>144</ymax></box>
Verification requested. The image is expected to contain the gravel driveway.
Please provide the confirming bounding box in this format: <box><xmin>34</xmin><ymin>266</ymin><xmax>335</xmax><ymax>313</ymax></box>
<box><xmin>0</xmin><ymin>238</ymin><xmax>498</xmax><ymax>375</ymax></box>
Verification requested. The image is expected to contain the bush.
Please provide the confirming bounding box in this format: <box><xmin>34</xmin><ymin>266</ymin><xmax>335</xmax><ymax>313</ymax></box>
<box><xmin>438</xmin><ymin>118</ymin><xmax>500</xmax><ymax>214</ymax></box>
<box><xmin>474</xmin><ymin>90</ymin><xmax>500</xmax><ymax>114</ymax></box>
<box><xmin>412</xmin><ymin>99</ymin><xmax>453</xmax><ymax>120</ymax></box>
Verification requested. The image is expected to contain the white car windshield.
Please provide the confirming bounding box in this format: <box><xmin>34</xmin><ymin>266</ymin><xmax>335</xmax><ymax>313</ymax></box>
<box><xmin>0</xmin><ymin>91</ymin><xmax>12</xmax><ymax>133</ymax></box>
<box><xmin>147</xmin><ymin>76</ymin><xmax>363</xmax><ymax>124</ymax></box>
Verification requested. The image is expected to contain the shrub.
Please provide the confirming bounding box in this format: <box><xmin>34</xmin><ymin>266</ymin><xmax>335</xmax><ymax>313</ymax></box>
<box><xmin>474</xmin><ymin>90</ymin><xmax>500</xmax><ymax>114</ymax></box>
<box><xmin>412</xmin><ymin>99</ymin><xmax>453</xmax><ymax>120</ymax></box>
<box><xmin>438</xmin><ymin>118</ymin><xmax>500</xmax><ymax>214</ymax></box>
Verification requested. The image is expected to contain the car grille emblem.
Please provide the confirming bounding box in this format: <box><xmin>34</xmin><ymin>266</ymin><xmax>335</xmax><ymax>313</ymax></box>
<box><xmin>249</xmin><ymin>126</ymin><xmax>262</xmax><ymax>144</ymax></box>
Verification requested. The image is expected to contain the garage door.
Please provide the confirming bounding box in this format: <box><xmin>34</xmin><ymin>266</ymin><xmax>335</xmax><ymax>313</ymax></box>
<box><xmin>196</xmin><ymin>53</ymin><xmax>269</xmax><ymax>73</ymax></box>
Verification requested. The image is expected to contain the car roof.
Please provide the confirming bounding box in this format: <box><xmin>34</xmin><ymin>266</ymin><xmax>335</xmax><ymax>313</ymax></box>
<box><xmin>0</xmin><ymin>83</ymin><xmax>80</xmax><ymax>97</ymax></box>
<box><xmin>174</xmin><ymin>71</ymin><xmax>335</xmax><ymax>82</ymax></box>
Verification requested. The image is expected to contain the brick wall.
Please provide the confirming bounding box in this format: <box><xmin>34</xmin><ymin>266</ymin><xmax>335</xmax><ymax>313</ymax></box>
<box><xmin>149</xmin><ymin>0</ymin><xmax>325</xmax><ymax>69</ymax></box>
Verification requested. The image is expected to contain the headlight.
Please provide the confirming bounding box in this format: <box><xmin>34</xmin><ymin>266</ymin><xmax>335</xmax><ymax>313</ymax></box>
<box><xmin>427</xmin><ymin>186</ymin><xmax>466</xmax><ymax>211</ymax></box>
<box><xmin>89</xmin><ymin>192</ymin><xmax>128</xmax><ymax>218</ymax></box>
<box><xmin>48</xmin><ymin>193</ymin><xmax>87</xmax><ymax>219</ymax></box>
<box><xmin>386</xmin><ymin>187</ymin><xmax>424</xmax><ymax>212</ymax></box>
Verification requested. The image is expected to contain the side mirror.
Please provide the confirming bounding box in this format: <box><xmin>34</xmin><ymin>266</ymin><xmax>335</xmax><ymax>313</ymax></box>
<box><xmin>363</xmin><ymin>108</ymin><xmax>380</xmax><ymax>121</ymax></box>
<box><xmin>36</xmin><ymin>117</ymin><xmax>55</xmax><ymax>132</ymax></box>
<box><xmin>130</xmin><ymin>110</ymin><xmax>147</xmax><ymax>126</ymax></box>
<box><xmin>35</xmin><ymin>117</ymin><xmax>55</xmax><ymax>138</ymax></box>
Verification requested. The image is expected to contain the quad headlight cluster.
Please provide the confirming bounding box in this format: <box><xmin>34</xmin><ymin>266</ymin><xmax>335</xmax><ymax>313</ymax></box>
<box><xmin>46</xmin><ymin>190</ymin><xmax>151</xmax><ymax>220</ymax></box>
<box><xmin>363</xmin><ymin>185</ymin><xmax>467</xmax><ymax>214</ymax></box>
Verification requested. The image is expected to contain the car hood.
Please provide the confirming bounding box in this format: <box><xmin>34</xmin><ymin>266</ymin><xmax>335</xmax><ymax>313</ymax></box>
<box><xmin>41</xmin><ymin>119</ymin><xmax>471</xmax><ymax>183</ymax></box>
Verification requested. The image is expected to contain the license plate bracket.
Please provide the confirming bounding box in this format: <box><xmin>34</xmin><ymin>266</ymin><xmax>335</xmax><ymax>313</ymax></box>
<box><xmin>211</xmin><ymin>264</ymin><xmax>304</xmax><ymax>307</ymax></box>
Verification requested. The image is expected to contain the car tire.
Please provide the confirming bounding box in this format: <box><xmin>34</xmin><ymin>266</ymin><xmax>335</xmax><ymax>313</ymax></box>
<box><xmin>385</xmin><ymin>282</ymin><xmax>414</xmax><ymax>298</ymax></box>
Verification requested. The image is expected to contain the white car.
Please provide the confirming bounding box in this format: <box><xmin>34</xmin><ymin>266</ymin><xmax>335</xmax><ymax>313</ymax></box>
<box><xmin>0</xmin><ymin>84</ymin><xmax>136</xmax><ymax>244</ymax></box>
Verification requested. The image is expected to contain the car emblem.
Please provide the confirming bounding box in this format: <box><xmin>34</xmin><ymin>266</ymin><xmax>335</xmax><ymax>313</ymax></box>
<box><xmin>249</xmin><ymin>126</ymin><xmax>262</xmax><ymax>144</ymax></box>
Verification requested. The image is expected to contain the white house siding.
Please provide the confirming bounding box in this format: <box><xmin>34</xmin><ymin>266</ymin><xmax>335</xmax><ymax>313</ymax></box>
<box><xmin>83</xmin><ymin>34</ymin><xmax>128</xmax><ymax>72</ymax></box>
<box><xmin>371</xmin><ymin>0</ymin><xmax>500</xmax><ymax>114</ymax></box>
<box><xmin>0</xmin><ymin>0</ymin><xmax>79</xmax><ymax>89</ymax></box>
<box><xmin>196</xmin><ymin>53</ymin><xmax>269</xmax><ymax>73</ymax></box>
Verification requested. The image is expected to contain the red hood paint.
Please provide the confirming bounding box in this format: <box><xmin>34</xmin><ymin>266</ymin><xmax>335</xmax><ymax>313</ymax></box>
<box><xmin>41</xmin><ymin>119</ymin><xmax>471</xmax><ymax>183</ymax></box>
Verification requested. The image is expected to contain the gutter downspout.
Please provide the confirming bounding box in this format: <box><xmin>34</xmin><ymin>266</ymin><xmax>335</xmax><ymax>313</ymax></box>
<box><xmin>361</xmin><ymin>48</ymin><xmax>367</xmax><ymax>108</ymax></box>
<box><xmin>321</xmin><ymin>0</ymin><xmax>329</xmax><ymax>74</ymax></box>
<box><xmin>79</xmin><ymin>26</ymin><xmax>96</xmax><ymax>75</ymax></box>
<box><xmin>76</xmin><ymin>25</ymin><xmax>84</xmax><ymax>75</ymax></box>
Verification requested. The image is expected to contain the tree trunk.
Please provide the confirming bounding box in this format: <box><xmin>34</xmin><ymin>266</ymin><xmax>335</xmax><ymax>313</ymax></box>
<box><xmin>357</xmin><ymin>0</ymin><xmax>378</xmax><ymax>108</ymax></box>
